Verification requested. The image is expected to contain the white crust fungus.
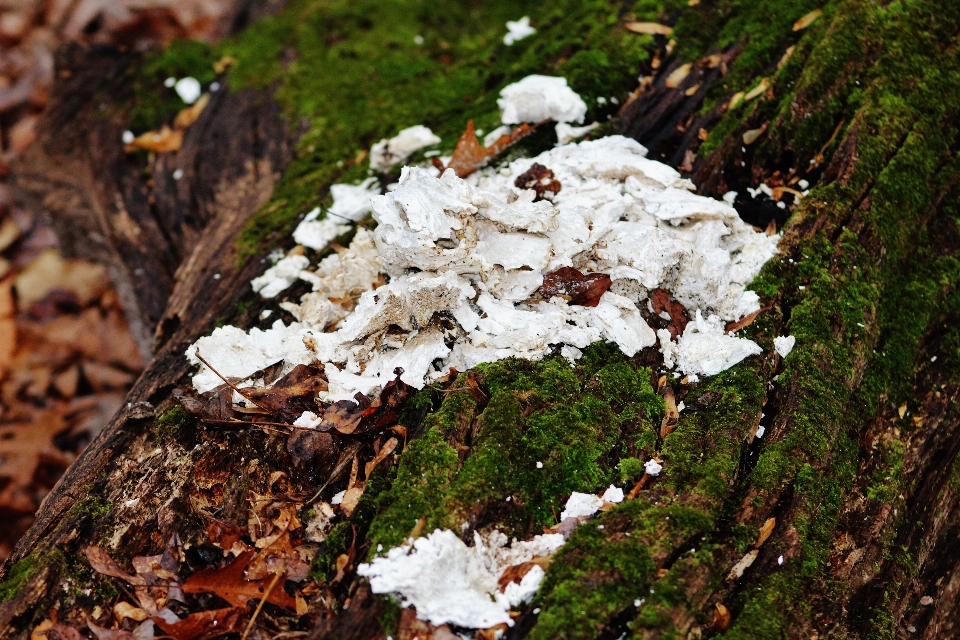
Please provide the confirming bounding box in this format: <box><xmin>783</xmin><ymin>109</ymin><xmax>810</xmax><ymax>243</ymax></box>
<box><xmin>774</xmin><ymin>335</ymin><xmax>796</xmax><ymax>358</ymax></box>
<box><xmin>370</xmin><ymin>125</ymin><xmax>442</xmax><ymax>171</ymax></box>
<box><xmin>497</xmin><ymin>75</ymin><xmax>587</xmax><ymax>124</ymax></box>
<box><xmin>504</xmin><ymin>16</ymin><xmax>536</xmax><ymax>45</ymax></box>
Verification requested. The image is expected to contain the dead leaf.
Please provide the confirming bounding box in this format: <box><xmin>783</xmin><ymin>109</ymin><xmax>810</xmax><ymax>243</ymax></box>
<box><xmin>87</xmin><ymin>619</ymin><xmax>155</xmax><ymax>640</ymax></box>
<box><xmin>152</xmin><ymin>606</ymin><xmax>247</xmax><ymax>640</ymax></box>
<box><xmin>778</xmin><ymin>45</ymin><xmax>796</xmax><ymax>69</ymax></box>
<box><xmin>398</xmin><ymin>607</ymin><xmax>435</xmax><ymax>640</ymax></box>
<box><xmin>446</xmin><ymin>119</ymin><xmax>538</xmax><ymax>178</ymax></box>
<box><xmin>793</xmin><ymin>9</ymin><xmax>822</xmax><ymax>31</ymax></box>
<box><xmin>124</xmin><ymin>125</ymin><xmax>183</xmax><ymax>153</ymax></box>
<box><xmin>728</xmin><ymin>91</ymin><xmax>745</xmax><ymax>110</ymax></box>
<box><xmin>698</xmin><ymin>128</ymin><xmax>709</xmax><ymax>141</ymax></box>
<box><xmin>514</xmin><ymin>163</ymin><xmax>562</xmax><ymax>201</ymax></box>
<box><xmin>684</xmin><ymin>83</ymin><xmax>701</xmax><ymax>97</ymax></box>
<box><xmin>744</xmin><ymin>77</ymin><xmax>769</xmax><ymax>102</ymax></box>
<box><xmin>755</xmin><ymin>517</ymin><xmax>776</xmax><ymax>548</ymax></box>
<box><xmin>205</xmin><ymin>518</ymin><xmax>246</xmax><ymax>552</ymax></box>
<box><xmin>172</xmin><ymin>92</ymin><xmax>210</xmax><ymax>129</ymax></box>
<box><xmin>724</xmin><ymin>308</ymin><xmax>765</xmax><ymax>333</ymax></box>
<box><xmin>497</xmin><ymin>557</ymin><xmax>551</xmax><ymax>591</ymax></box>
<box><xmin>213</xmin><ymin>56</ymin><xmax>236</xmax><ymax>74</ymax></box>
<box><xmin>727</xmin><ymin>549</ymin><xmax>759</xmax><ymax>580</ymax></box>
<box><xmin>286</xmin><ymin>429</ymin><xmax>340</xmax><ymax>473</ymax></box>
<box><xmin>477</xmin><ymin>624</ymin><xmax>510</xmax><ymax>640</ymax></box>
<box><xmin>114</xmin><ymin>602</ymin><xmax>148</xmax><ymax>622</ymax></box>
<box><xmin>247</xmin><ymin>531</ymin><xmax>311</xmax><ymax>582</ymax></box>
<box><xmin>650</xmin><ymin>288</ymin><xmax>688</xmax><ymax>338</ymax></box>
<box><xmin>624</xmin><ymin>22</ymin><xmax>672</xmax><ymax>36</ymax></box>
<box><xmin>665</xmin><ymin>63</ymin><xmax>691</xmax><ymax>89</ymax></box>
<box><xmin>660</xmin><ymin>383</ymin><xmax>679</xmax><ymax>439</ymax></box>
<box><xmin>181</xmin><ymin>550</ymin><xmax>296</xmax><ymax>611</ymax></box>
<box><xmin>898</xmin><ymin>404</ymin><xmax>907</xmax><ymax>419</ymax></box>
<box><xmin>31</xmin><ymin>623</ymin><xmax>84</xmax><ymax>640</ymax></box>
<box><xmin>0</xmin><ymin>408</ymin><xmax>72</xmax><ymax>488</ymax></box>
<box><xmin>14</xmin><ymin>249</ymin><xmax>108</xmax><ymax>308</ymax></box>
<box><xmin>0</xmin><ymin>218</ymin><xmax>20</xmax><ymax>253</ymax></box>
<box><xmin>0</xmin><ymin>280</ymin><xmax>14</xmax><ymax>380</ymax></box>
<box><xmin>319</xmin><ymin>399</ymin><xmax>363</xmax><ymax>434</ymax></box>
<box><xmin>713</xmin><ymin>602</ymin><xmax>731</xmax><ymax>630</ymax></box>
<box><xmin>241</xmin><ymin>364</ymin><xmax>328</xmax><ymax>421</ymax></box>
<box><xmin>354</xmin><ymin>372</ymin><xmax>414</xmax><ymax>435</ymax></box>
<box><xmin>540</xmin><ymin>267</ymin><xmax>612</xmax><ymax>307</ymax></box>
<box><xmin>742</xmin><ymin>122</ymin><xmax>768</xmax><ymax>145</ymax></box>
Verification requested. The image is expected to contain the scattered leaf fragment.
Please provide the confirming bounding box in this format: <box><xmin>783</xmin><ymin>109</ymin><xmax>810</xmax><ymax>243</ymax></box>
<box><xmin>728</xmin><ymin>91</ymin><xmax>745</xmax><ymax>110</ymax></box>
<box><xmin>514</xmin><ymin>163</ymin><xmax>562</xmax><ymax>201</ymax></box>
<box><xmin>920</xmin><ymin>595</ymin><xmax>934</xmax><ymax>606</ymax></box>
<box><xmin>124</xmin><ymin>125</ymin><xmax>183</xmax><ymax>153</ymax></box>
<box><xmin>727</xmin><ymin>549</ymin><xmax>759</xmax><ymax>580</ymax></box>
<box><xmin>744</xmin><ymin>77</ymin><xmax>770</xmax><ymax>102</ymax></box>
<box><xmin>665</xmin><ymin>63</ymin><xmax>692</xmax><ymax>89</ymax></box>
<box><xmin>898</xmin><ymin>404</ymin><xmax>907</xmax><ymax>419</ymax></box>
<box><xmin>660</xmin><ymin>383</ymin><xmax>679</xmax><ymax>439</ymax></box>
<box><xmin>540</xmin><ymin>267</ymin><xmax>612</xmax><ymax>307</ymax></box>
<box><xmin>778</xmin><ymin>45</ymin><xmax>796</xmax><ymax>69</ymax></box>
<box><xmin>713</xmin><ymin>602</ymin><xmax>731</xmax><ymax>630</ymax></box>
<box><xmin>114</xmin><ymin>602</ymin><xmax>148</xmax><ymax>622</ymax></box>
<box><xmin>152</xmin><ymin>606</ymin><xmax>247</xmax><ymax>640</ymax></box>
<box><xmin>793</xmin><ymin>9</ymin><xmax>823</xmax><ymax>31</ymax></box>
<box><xmin>755</xmin><ymin>517</ymin><xmax>776</xmax><ymax>548</ymax></box>
<box><xmin>173</xmin><ymin>93</ymin><xmax>210</xmax><ymax>129</ymax></box>
<box><xmin>181</xmin><ymin>551</ymin><xmax>296</xmax><ymax>611</ymax></box>
<box><xmin>624</xmin><ymin>22</ymin><xmax>672</xmax><ymax>36</ymax></box>
<box><xmin>446</xmin><ymin>119</ymin><xmax>537</xmax><ymax>178</ymax></box>
<box><xmin>724</xmin><ymin>307</ymin><xmax>767</xmax><ymax>333</ymax></box>
<box><xmin>213</xmin><ymin>56</ymin><xmax>236</xmax><ymax>74</ymax></box>
<box><xmin>742</xmin><ymin>122</ymin><xmax>768</xmax><ymax>145</ymax></box>
<box><xmin>650</xmin><ymin>288</ymin><xmax>688</xmax><ymax>338</ymax></box>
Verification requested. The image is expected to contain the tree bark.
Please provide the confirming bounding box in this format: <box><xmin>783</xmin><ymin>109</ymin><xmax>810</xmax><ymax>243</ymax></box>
<box><xmin>2</xmin><ymin>1</ymin><xmax>959</xmax><ymax>639</ymax></box>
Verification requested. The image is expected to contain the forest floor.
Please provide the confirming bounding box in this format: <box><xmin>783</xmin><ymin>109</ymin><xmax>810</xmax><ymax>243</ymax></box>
<box><xmin>0</xmin><ymin>0</ymin><xmax>234</xmax><ymax>560</ymax></box>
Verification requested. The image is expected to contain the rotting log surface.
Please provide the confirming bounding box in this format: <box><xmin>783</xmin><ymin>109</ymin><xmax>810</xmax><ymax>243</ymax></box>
<box><xmin>3</xmin><ymin>1</ymin><xmax>960</xmax><ymax>638</ymax></box>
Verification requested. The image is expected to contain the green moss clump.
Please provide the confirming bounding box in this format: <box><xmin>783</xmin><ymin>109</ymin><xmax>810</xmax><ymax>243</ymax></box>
<box><xmin>0</xmin><ymin>556</ymin><xmax>41</xmax><ymax>603</ymax></box>
<box><xmin>156</xmin><ymin>404</ymin><xmax>191</xmax><ymax>441</ymax></box>
<box><xmin>129</xmin><ymin>39</ymin><xmax>217</xmax><ymax>131</ymax></box>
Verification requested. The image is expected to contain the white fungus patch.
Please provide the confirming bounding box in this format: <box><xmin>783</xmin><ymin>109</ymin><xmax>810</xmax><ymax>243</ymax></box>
<box><xmin>174</xmin><ymin>77</ymin><xmax>202</xmax><ymax>105</ymax></box>
<box><xmin>560</xmin><ymin>492</ymin><xmax>604</xmax><ymax>520</ymax></box>
<box><xmin>504</xmin><ymin>16</ymin><xmax>536</xmax><ymax>45</ymax></box>
<box><xmin>357</xmin><ymin>528</ymin><xmax>563</xmax><ymax>628</ymax></box>
<box><xmin>497</xmin><ymin>75</ymin><xmax>587</xmax><ymax>125</ymax></box>
<box><xmin>370</xmin><ymin>125</ymin><xmax>442</xmax><ymax>171</ymax></box>
<box><xmin>644</xmin><ymin>459</ymin><xmax>663</xmax><ymax>476</ymax></box>
<box><xmin>555</xmin><ymin>121</ymin><xmax>601</xmax><ymax>145</ymax></box>
<box><xmin>292</xmin><ymin>208</ymin><xmax>350</xmax><ymax>251</ymax></box>
<box><xmin>601</xmin><ymin>485</ymin><xmax>625</xmax><ymax>503</ymax></box>
<box><xmin>774</xmin><ymin>335</ymin><xmax>796</xmax><ymax>358</ymax></box>
<box><xmin>188</xmin><ymin>129</ymin><xmax>779</xmax><ymax>396</ymax></box>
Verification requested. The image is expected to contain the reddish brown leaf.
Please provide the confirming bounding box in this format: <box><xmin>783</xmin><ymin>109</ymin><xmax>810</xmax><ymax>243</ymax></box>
<box><xmin>355</xmin><ymin>371</ymin><xmax>414</xmax><ymax>435</ymax></box>
<box><xmin>713</xmin><ymin>602</ymin><xmax>731</xmax><ymax>630</ymax></box>
<box><xmin>724</xmin><ymin>306</ymin><xmax>769</xmax><ymax>333</ymax></box>
<box><xmin>286</xmin><ymin>429</ymin><xmax>340</xmax><ymax>472</ymax></box>
<box><xmin>181</xmin><ymin>551</ymin><xmax>296</xmax><ymax>611</ymax></box>
<box><xmin>124</xmin><ymin>125</ymin><xmax>183</xmax><ymax>153</ymax></box>
<box><xmin>243</xmin><ymin>364</ymin><xmax>328</xmax><ymax>421</ymax></box>
<box><xmin>84</xmin><ymin>546</ymin><xmax>143</xmax><ymax>585</ymax></box>
<box><xmin>514</xmin><ymin>163</ymin><xmax>562</xmax><ymax>201</ymax></box>
<box><xmin>540</xmin><ymin>267</ymin><xmax>612</xmax><ymax>307</ymax></box>
<box><xmin>649</xmin><ymin>288</ymin><xmax>688</xmax><ymax>339</ymax></box>
<box><xmin>497</xmin><ymin>559</ymin><xmax>550</xmax><ymax>591</ymax></box>
<box><xmin>205</xmin><ymin>518</ymin><xmax>246</xmax><ymax>551</ymax></box>
<box><xmin>320</xmin><ymin>399</ymin><xmax>363</xmax><ymax>434</ymax></box>
<box><xmin>446</xmin><ymin>120</ymin><xmax>538</xmax><ymax>178</ymax></box>
<box><xmin>152</xmin><ymin>607</ymin><xmax>247</xmax><ymax>640</ymax></box>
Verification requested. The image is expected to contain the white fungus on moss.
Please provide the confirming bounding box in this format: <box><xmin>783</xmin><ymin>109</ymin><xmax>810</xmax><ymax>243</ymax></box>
<box><xmin>370</xmin><ymin>125</ymin><xmax>441</xmax><ymax>171</ymax></box>
<box><xmin>774</xmin><ymin>335</ymin><xmax>796</xmax><ymax>358</ymax></box>
<box><xmin>188</xmin><ymin>129</ymin><xmax>779</xmax><ymax>396</ymax></box>
<box><xmin>357</xmin><ymin>528</ymin><xmax>563</xmax><ymax>628</ymax></box>
<box><xmin>560</xmin><ymin>492</ymin><xmax>604</xmax><ymax>520</ymax></box>
<box><xmin>503</xmin><ymin>16</ymin><xmax>536</xmax><ymax>45</ymax></box>
<box><xmin>644</xmin><ymin>459</ymin><xmax>663</xmax><ymax>476</ymax></box>
<box><xmin>174</xmin><ymin>77</ymin><xmax>202</xmax><ymax>105</ymax></box>
<box><xmin>497</xmin><ymin>75</ymin><xmax>587</xmax><ymax>125</ymax></box>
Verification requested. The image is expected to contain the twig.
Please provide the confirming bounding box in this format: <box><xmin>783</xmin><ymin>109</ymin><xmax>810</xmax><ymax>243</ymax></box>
<box><xmin>241</xmin><ymin>570</ymin><xmax>283</xmax><ymax>640</ymax></box>
<box><xmin>194</xmin><ymin>351</ymin><xmax>273</xmax><ymax>413</ymax></box>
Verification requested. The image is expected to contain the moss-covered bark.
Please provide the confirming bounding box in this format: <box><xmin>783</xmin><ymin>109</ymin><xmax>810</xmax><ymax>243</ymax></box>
<box><xmin>4</xmin><ymin>0</ymin><xmax>960</xmax><ymax>638</ymax></box>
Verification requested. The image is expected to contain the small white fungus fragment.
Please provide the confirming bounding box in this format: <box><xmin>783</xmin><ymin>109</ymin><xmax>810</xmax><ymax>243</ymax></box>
<box><xmin>601</xmin><ymin>485</ymin><xmax>624</xmax><ymax>503</ymax></box>
<box><xmin>293</xmin><ymin>411</ymin><xmax>322</xmax><ymax>429</ymax></box>
<box><xmin>555</xmin><ymin>121</ymin><xmax>601</xmax><ymax>145</ymax></box>
<box><xmin>164</xmin><ymin>77</ymin><xmax>176</xmax><ymax>88</ymax></box>
<box><xmin>122</xmin><ymin>130</ymin><xmax>135</xmax><ymax>144</ymax></box>
<box><xmin>774</xmin><ymin>335</ymin><xmax>796</xmax><ymax>358</ymax></box>
<box><xmin>329</xmin><ymin>177</ymin><xmax>381</xmax><ymax>221</ymax></box>
<box><xmin>675</xmin><ymin>311</ymin><xmax>763</xmax><ymax>377</ymax></box>
<box><xmin>560</xmin><ymin>492</ymin><xmax>605</xmax><ymax>520</ymax></box>
<box><xmin>174</xmin><ymin>77</ymin><xmax>202</xmax><ymax>104</ymax></box>
<box><xmin>293</xmin><ymin>208</ymin><xmax>350</xmax><ymax>251</ymax></box>
<box><xmin>722</xmin><ymin>190</ymin><xmax>738</xmax><ymax>205</ymax></box>
<box><xmin>755</xmin><ymin>425</ymin><xmax>765</xmax><ymax>438</ymax></box>
<box><xmin>331</xmin><ymin>490</ymin><xmax>346</xmax><ymax>505</ymax></box>
<box><xmin>414</xmin><ymin>35</ymin><xmax>424</xmax><ymax>45</ymax></box>
<box><xmin>644</xmin><ymin>459</ymin><xmax>663</xmax><ymax>476</ymax></box>
<box><xmin>777</xmin><ymin>555</ymin><xmax>784</xmax><ymax>565</ymax></box>
<box><xmin>798</xmin><ymin>179</ymin><xmax>810</xmax><ymax>189</ymax></box>
<box><xmin>370</xmin><ymin>125</ymin><xmax>441</xmax><ymax>171</ymax></box>
<box><xmin>498</xmin><ymin>75</ymin><xmax>587</xmax><ymax>125</ymax></box>
<box><xmin>503</xmin><ymin>16</ymin><xmax>536</xmax><ymax>45</ymax></box>
<box><xmin>502</xmin><ymin>565</ymin><xmax>544</xmax><ymax>606</ymax></box>
<box><xmin>260</xmin><ymin>310</ymin><xmax>272</xmax><ymax>320</ymax></box>
<box><xmin>358</xmin><ymin>529</ymin><xmax>562</xmax><ymax>628</ymax></box>
<box><xmin>250</xmin><ymin>254</ymin><xmax>310</xmax><ymax>299</ymax></box>
<box><xmin>483</xmin><ymin>125</ymin><xmax>512</xmax><ymax>147</ymax></box>
<box><xmin>677</xmin><ymin>401</ymin><xmax>685</xmax><ymax>412</ymax></box>
<box><xmin>172</xmin><ymin>169</ymin><xmax>183</xmax><ymax>181</ymax></box>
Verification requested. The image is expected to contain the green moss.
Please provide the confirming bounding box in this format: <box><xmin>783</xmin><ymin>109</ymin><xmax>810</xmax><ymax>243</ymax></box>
<box><xmin>129</xmin><ymin>39</ymin><xmax>217</xmax><ymax>131</ymax></box>
<box><xmin>0</xmin><ymin>555</ymin><xmax>41</xmax><ymax>602</ymax></box>
<box><xmin>156</xmin><ymin>404</ymin><xmax>192</xmax><ymax>441</ymax></box>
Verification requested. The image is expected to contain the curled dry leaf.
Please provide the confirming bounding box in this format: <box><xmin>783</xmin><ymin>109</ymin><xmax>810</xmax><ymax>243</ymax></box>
<box><xmin>755</xmin><ymin>517</ymin><xmax>776</xmax><ymax>548</ymax></box>
<box><xmin>152</xmin><ymin>606</ymin><xmax>247</xmax><ymax>640</ymax></box>
<box><xmin>649</xmin><ymin>288</ymin><xmax>688</xmax><ymax>338</ymax></box>
<box><xmin>540</xmin><ymin>267</ymin><xmax>612</xmax><ymax>307</ymax></box>
<box><xmin>514</xmin><ymin>163</ymin><xmax>562</xmax><ymax>201</ymax></box>
<box><xmin>624</xmin><ymin>22</ymin><xmax>672</xmax><ymax>36</ymax></box>
<box><xmin>181</xmin><ymin>551</ymin><xmax>296</xmax><ymax>611</ymax></box>
<box><xmin>724</xmin><ymin>306</ymin><xmax>768</xmax><ymax>333</ymax></box>
<box><xmin>124</xmin><ymin>125</ymin><xmax>183</xmax><ymax>153</ymax></box>
<box><xmin>793</xmin><ymin>8</ymin><xmax>823</xmax><ymax>31</ymax></box>
<box><xmin>742</xmin><ymin>121</ymin><xmax>768</xmax><ymax>145</ymax></box>
<box><xmin>497</xmin><ymin>556</ymin><xmax>551</xmax><ymax>592</ymax></box>
<box><xmin>713</xmin><ymin>602</ymin><xmax>731</xmax><ymax>630</ymax></box>
<box><xmin>665</xmin><ymin>63</ymin><xmax>692</xmax><ymax>89</ymax></box>
<box><xmin>744</xmin><ymin>77</ymin><xmax>770</xmax><ymax>102</ymax></box>
<box><xmin>659</xmin><ymin>383</ymin><xmax>679</xmax><ymax>439</ymax></box>
<box><xmin>173</xmin><ymin>93</ymin><xmax>210</xmax><ymax>129</ymax></box>
<box><xmin>113</xmin><ymin>602</ymin><xmax>148</xmax><ymax>623</ymax></box>
<box><xmin>445</xmin><ymin>119</ymin><xmax>537</xmax><ymax>178</ymax></box>
<box><xmin>727</xmin><ymin>549</ymin><xmax>759</xmax><ymax>580</ymax></box>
